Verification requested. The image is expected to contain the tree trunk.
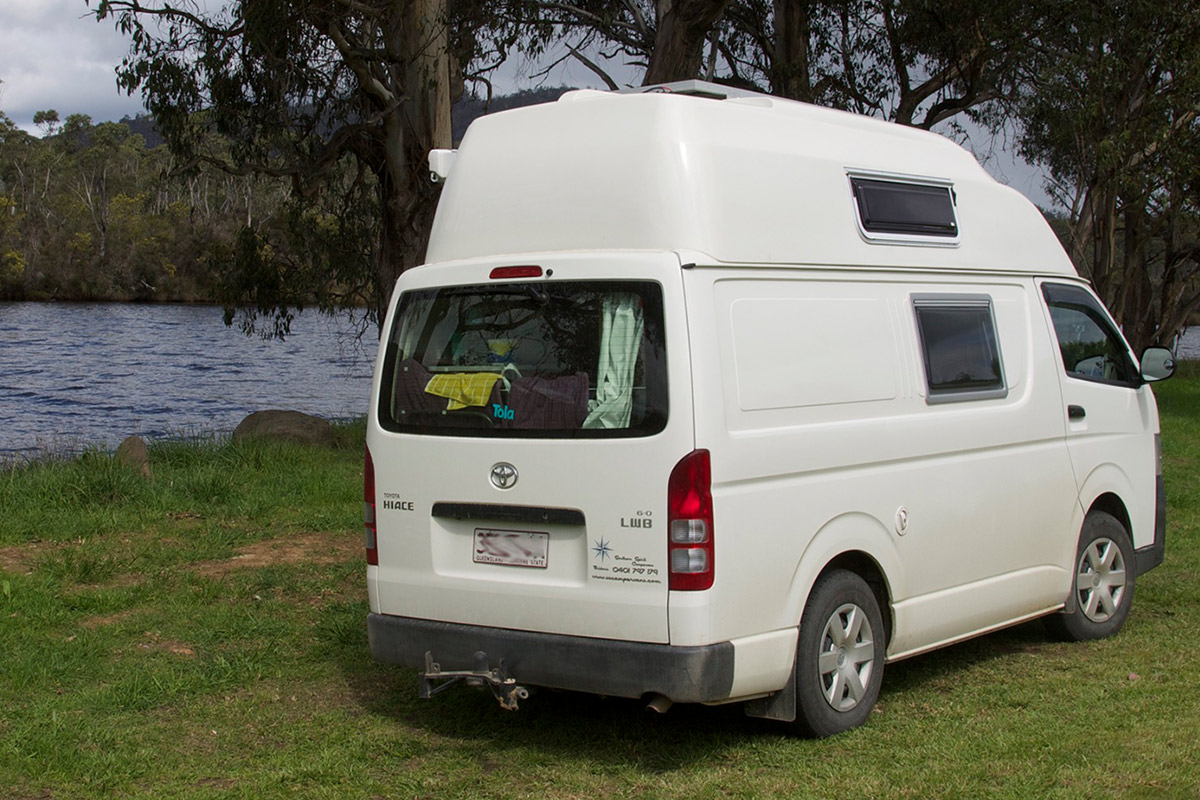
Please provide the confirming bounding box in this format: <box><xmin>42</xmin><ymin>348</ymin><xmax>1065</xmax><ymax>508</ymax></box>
<box><xmin>1118</xmin><ymin>200</ymin><xmax>1150</xmax><ymax>351</ymax></box>
<box><xmin>376</xmin><ymin>170</ymin><xmax>439</xmax><ymax>331</ymax></box>
<box><xmin>370</xmin><ymin>0</ymin><xmax>453</xmax><ymax>333</ymax></box>
<box><xmin>771</xmin><ymin>0</ymin><xmax>813</xmax><ymax>101</ymax></box>
<box><xmin>643</xmin><ymin>0</ymin><xmax>731</xmax><ymax>85</ymax></box>
<box><xmin>1093</xmin><ymin>184</ymin><xmax>1119</xmax><ymax>311</ymax></box>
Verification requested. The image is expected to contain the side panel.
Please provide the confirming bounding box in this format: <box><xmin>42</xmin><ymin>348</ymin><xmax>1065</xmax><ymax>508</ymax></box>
<box><xmin>677</xmin><ymin>268</ymin><xmax>1078</xmax><ymax>666</ymax></box>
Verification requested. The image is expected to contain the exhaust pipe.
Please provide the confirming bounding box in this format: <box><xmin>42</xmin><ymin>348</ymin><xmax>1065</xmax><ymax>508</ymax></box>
<box><xmin>645</xmin><ymin>693</ymin><xmax>673</xmax><ymax>714</ymax></box>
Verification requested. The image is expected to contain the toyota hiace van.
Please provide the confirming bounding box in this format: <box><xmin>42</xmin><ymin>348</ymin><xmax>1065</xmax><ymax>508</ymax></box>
<box><xmin>364</xmin><ymin>82</ymin><xmax>1175</xmax><ymax>736</ymax></box>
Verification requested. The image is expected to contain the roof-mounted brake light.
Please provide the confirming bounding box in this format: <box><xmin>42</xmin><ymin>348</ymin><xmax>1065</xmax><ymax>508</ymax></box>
<box><xmin>489</xmin><ymin>266</ymin><xmax>543</xmax><ymax>280</ymax></box>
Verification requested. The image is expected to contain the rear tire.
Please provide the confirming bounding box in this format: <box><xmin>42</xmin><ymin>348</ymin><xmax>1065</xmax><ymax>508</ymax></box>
<box><xmin>790</xmin><ymin>569</ymin><xmax>885</xmax><ymax>737</ymax></box>
<box><xmin>1044</xmin><ymin>511</ymin><xmax>1135</xmax><ymax>642</ymax></box>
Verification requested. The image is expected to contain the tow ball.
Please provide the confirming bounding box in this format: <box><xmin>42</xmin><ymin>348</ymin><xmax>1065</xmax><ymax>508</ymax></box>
<box><xmin>419</xmin><ymin>650</ymin><xmax>531</xmax><ymax>711</ymax></box>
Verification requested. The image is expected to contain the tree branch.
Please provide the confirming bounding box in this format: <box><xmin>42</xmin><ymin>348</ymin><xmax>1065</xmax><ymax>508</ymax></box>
<box><xmin>567</xmin><ymin>45</ymin><xmax>620</xmax><ymax>89</ymax></box>
<box><xmin>89</xmin><ymin>0</ymin><xmax>244</xmax><ymax>37</ymax></box>
<box><xmin>326</xmin><ymin>19</ymin><xmax>396</xmax><ymax>108</ymax></box>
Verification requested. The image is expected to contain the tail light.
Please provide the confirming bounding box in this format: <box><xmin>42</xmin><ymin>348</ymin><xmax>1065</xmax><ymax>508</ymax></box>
<box><xmin>364</xmin><ymin>445</ymin><xmax>378</xmax><ymax>566</ymax></box>
<box><xmin>668</xmin><ymin>449</ymin><xmax>714</xmax><ymax>591</ymax></box>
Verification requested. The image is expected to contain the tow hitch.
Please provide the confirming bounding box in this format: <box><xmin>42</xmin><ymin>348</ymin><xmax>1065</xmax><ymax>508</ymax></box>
<box><xmin>419</xmin><ymin>650</ymin><xmax>531</xmax><ymax>711</ymax></box>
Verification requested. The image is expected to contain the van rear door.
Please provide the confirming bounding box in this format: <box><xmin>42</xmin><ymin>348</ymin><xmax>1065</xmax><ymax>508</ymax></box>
<box><xmin>367</xmin><ymin>253</ymin><xmax>693</xmax><ymax>645</ymax></box>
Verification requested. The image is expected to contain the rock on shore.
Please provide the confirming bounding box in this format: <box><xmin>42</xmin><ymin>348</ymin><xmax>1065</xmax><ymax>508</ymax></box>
<box><xmin>115</xmin><ymin>435</ymin><xmax>152</xmax><ymax>478</ymax></box>
<box><xmin>232</xmin><ymin>410</ymin><xmax>335</xmax><ymax>447</ymax></box>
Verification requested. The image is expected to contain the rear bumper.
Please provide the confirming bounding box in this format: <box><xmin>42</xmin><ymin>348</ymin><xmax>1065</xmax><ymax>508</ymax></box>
<box><xmin>368</xmin><ymin>613</ymin><xmax>735</xmax><ymax>703</ymax></box>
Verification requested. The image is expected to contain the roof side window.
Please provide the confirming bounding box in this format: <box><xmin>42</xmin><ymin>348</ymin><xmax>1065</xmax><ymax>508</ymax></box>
<box><xmin>1041</xmin><ymin>282</ymin><xmax>1137</xmax><ymax>385</ymax></box>
<box><xmin>850</xmin><ymin>176</ymin><xmax>959</xmax><ymax>243</ymax></box>
<box><xmin>912</xmin><ymin>294</ymin><xmax>1007</xmax><ymax>403</ymax></box>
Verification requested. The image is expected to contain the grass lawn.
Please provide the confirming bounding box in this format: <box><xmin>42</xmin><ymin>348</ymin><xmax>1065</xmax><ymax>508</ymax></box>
<box><xmin>2</xmin><ymin>371</ymin><xmax>1199</xmax><ymax>800</ymax></box>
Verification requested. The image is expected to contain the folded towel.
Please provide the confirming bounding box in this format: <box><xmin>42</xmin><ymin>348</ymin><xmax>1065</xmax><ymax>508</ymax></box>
<box><xmin>425</xmin><ymin>372</ymin><xmax>504</xmax><ymax>410</ymax></box>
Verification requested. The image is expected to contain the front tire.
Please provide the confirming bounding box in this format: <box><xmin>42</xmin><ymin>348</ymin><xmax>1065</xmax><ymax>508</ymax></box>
<box><xmin>791</xmin><ymin>569</ymin><xmax>885</xmax><ymax>737</ymax></box>
<box><xmin>1044</xmin><ymin>510</ymin><xmax>1135</xmax><ymax>642</ymax></box>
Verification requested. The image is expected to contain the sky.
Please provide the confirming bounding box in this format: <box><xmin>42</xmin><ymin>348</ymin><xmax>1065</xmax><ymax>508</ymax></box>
<box><xmin>0</xmin><ymin>0</ymin><xmax>1054</xmax><ymax>206</ymax></box>
<box><xmin>0</xmin><ymin>0</ymin><xmax>147</xmax><ymax>131</ymax></box>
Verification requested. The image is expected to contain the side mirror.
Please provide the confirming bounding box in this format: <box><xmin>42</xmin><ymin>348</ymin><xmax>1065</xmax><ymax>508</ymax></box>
<box><xmin>1140</xmin><ymin>346</ymin><xmax>1176</xmax><ymax>382</ymax></box>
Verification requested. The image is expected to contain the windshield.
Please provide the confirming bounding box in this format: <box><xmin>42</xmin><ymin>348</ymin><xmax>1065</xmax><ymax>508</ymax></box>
<box><xmin>378</xmin><ymin>280</ymin><xmax>667</xmax><ymax>437</ymax></box>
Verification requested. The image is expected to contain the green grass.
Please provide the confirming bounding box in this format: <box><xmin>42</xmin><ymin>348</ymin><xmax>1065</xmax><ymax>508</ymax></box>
<box><xmin>2</xmin><ymin>393</ymin><xmax>1199</xmax><ymax>799</ymax></box>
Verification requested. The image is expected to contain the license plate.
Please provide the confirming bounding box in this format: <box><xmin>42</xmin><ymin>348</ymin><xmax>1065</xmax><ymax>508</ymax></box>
<box><xmin>473</xmin><ymin>528</ymin><xmax>549</xmax><ymax>568</ymax></box>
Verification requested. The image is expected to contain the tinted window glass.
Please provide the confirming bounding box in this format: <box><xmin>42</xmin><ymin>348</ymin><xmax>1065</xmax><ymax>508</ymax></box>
<box><xmin>913</xmin><ymin>296</ymin><xmax>1006</xmax><ymax>401</ymax></box>
<box><xmin>379</xmin><ymin>281</ymin><xmax>667</xmax><ymax>437</ymax></box>
<box><xmin>852</xmin><ymin>178</ymin><xmax>958</xmax><ymax>237</ymax></box>
<box><xmin>1041</xmin><ymin>283</ymin><xmax>1136</xmax><ymax>384</ymax></box>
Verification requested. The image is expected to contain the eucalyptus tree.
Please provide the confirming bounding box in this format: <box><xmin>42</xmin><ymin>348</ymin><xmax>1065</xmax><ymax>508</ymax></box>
<box><xmin>86</xmin><ymin>0</ymin><xmax>513</xmax><ymax>332</ymax></box>
<box><xmin>519</xmin><ymin>0</ymin><xmax>1036</xmax><ymax>129</ymax></box>
<box><xmin>57</xmin><ymin>114</ymin><xmax>149</xmax><ymax>275</ymax></box>
<box><xmin>1013</xmin><ymin>0</ymin><xmax>1200</xmax><ymax>349</ymax></box>
<box><xmin>498</xmin><ymin>0</ymin><xmax>732</xmax><ymax>86</ymax></box>
<box><xmin>0</xmin><ymin>114</ymin><xmax>28</xmax><ymax>296</ymax></box>
<box><xmin>710</xmin><ymin>0</ymin><xmax>1036</xmax><ymax>128</ymax></box>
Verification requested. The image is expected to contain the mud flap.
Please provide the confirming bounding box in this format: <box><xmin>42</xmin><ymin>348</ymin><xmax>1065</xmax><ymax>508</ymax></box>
<box><xmin>743</xmin><ymin>660</ymin><xmax>797</xmax><ymax>722</ymax></box>
<box><xmin>419</xmin><ymin>650</ymin><xmax>530</xmax><ymax>711</ymax></box>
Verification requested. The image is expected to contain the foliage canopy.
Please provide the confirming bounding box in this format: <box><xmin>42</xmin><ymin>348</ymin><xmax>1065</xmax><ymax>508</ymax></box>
<box><xmin>7</xmin><ymin>1</ymin><xmax>1198</xmax><ymax>345</ymax></box>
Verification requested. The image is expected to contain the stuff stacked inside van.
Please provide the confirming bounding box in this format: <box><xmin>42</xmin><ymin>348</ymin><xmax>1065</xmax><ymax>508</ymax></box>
<box><xmin>364</xmin><ymin>81</ymin><xmax>1175</xmax><ymax>736</ymax></box>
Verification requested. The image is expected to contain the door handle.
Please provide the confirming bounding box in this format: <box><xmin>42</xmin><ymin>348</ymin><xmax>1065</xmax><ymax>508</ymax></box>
<box><xmin>1068</xmin><ymin>405</ymin><xmax>1086</xmax><ymax>421</ymax></box>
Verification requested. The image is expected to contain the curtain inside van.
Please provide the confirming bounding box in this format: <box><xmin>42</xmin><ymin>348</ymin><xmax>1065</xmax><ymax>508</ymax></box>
<box><xmin>583</xmin><ymin>293</ymin><xmax>644</xmax><ymax>430</ymax></box>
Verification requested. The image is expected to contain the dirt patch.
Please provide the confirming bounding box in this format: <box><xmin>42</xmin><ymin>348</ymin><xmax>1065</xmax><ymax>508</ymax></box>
<box><xmin>81</xmin><ymin>609</ymin><xmax>141</xmax><ymax>629</ymax></box>
<box><xmin>138</xmin><ymin>630</ymin><xmax>196</xmax><ymax>657</ymax></box>
<box><xmin>193</xmin><ymin>778</ymin><xmax>236</xmax><ymax>790</ymax></box>
<box><xmin>0</xmin><ymin>542</ymin><xmax>46</xmax><ymax>575</ymax></box>
<box><xmin>192</xmin><ymin>531</ymin><xmax>360</xmax><ymax>579</ymax></box>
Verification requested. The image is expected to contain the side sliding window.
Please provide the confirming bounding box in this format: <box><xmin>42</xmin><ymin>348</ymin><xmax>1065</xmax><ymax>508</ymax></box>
<box><xmin>912</xmin><ymin>294</ymin><xmax>1007</xmax><ymax>404</ymax></box>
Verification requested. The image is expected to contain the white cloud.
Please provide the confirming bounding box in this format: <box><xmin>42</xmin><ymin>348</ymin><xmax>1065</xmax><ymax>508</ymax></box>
<box><xmin>0</xmin><ymin>0</ymin><xmax>147</xmax><ymax>132</ymax></box>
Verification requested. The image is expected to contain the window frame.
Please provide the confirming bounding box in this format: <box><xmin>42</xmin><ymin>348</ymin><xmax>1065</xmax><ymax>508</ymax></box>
<box><xmin>847</xmin><ymin>170</ymin><xmax>961</xmax><ymax>247</ymax></box>
<box><xmin>911</xmin><ymin>293</ymin><xmax>1008</xmax><ymax>405</ymax></box>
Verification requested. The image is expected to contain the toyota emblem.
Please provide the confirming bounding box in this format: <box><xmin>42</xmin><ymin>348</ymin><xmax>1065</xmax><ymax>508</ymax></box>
<box><xmin>490</xmin><ymin>462</ymin><xmax>518</xmax><ymax>490</ymax></box>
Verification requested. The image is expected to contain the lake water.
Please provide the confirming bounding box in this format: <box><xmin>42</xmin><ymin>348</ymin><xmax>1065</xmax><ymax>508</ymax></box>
<box><xmin>1</xmin><ymin>302</ymin><xmax>1197</xmax><ymax>459</ymax></box>
<box><xmin>0</xmin><ymin>303</ymin><xmax>377</xmax><ymax>458</ymax></box>
<box><xmin>1179</xmin><ymin>327</ymin><xmax>1200</xmax><ymax>359</ymax></box>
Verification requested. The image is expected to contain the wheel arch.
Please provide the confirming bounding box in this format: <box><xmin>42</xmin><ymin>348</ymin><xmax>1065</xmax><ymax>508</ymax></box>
<box><xmin>1086</xmin><ymin>491</ymin><xmax>1132</xmax><ymax>536</ymax></box>
<box><xmin>823</xmin><ymin>551</ymin><xmax>894</xmax><ymax>647</ymax></box>
<box><xmin>787</xmin><ymin>512</ymin><xmax>901</xmax><ymax>647</ymax></box>
<box><xmin>1075</xmin><ymin>462</ymin><xmax>1136</xmax><ymax>536</ymax></box>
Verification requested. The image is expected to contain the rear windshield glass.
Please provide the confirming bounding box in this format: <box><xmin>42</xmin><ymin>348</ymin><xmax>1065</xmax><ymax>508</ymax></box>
<box><xmin>378</xmin><ymin>280</ymin><xmax>667</xmax><ymax>437</ymax></box>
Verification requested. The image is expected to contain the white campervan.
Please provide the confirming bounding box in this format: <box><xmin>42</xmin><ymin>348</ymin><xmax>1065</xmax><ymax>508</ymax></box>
<box><xmin>364</xmin><ymin>82</ymin><xmax>1175</xmax><ymax>736</ymax></box>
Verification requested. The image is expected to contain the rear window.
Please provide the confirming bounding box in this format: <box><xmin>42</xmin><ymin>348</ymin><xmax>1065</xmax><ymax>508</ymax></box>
<box><xmin>378</xmin><ymin>280</ymin><xmax>667</xmax><ymax>437</ymax></box>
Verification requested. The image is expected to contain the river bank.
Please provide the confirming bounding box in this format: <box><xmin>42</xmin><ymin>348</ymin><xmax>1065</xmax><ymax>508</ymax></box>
<box><xmin>0</xmin><ymin>302</ymin><xmax>376</xmax><ymax>459</ymax></box>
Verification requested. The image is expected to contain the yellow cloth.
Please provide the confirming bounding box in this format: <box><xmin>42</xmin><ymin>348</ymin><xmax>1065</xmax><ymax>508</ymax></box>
<box><xmin>424</xmin><ymin>372</ymin><xmax>502</xmax><ymax>410</ymax></box>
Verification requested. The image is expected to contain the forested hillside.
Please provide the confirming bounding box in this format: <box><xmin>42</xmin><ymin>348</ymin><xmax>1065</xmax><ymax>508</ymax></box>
<box><xmin>0</xmin><ymin>89</ymin><xmax>565</xmax><ymax>306</ymax></box>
